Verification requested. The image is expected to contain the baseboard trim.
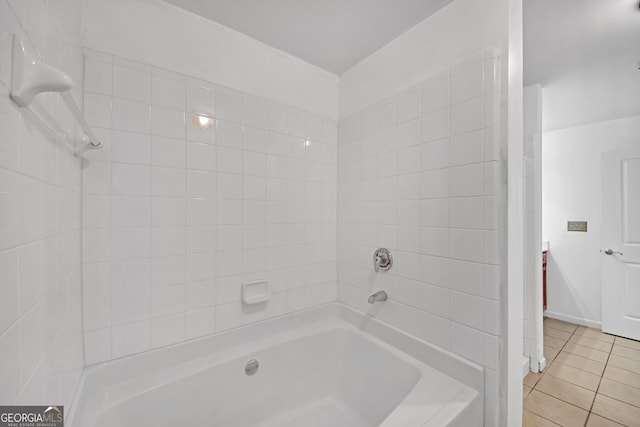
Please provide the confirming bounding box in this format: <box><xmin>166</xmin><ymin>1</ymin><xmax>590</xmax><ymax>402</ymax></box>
<box><xmin>544</xmin><ymin>310</ymin><xmax>602</xmax><ymax>330</ymax></box>
<box><xmin>538</xmin><ymin>357</ymin><xmax>547</xmax><ymax>372</ymax></box>
<box><xmin>523</xmin><ymin>356</ymin><xmax>530</xmax><ymax>378</ymax></box>
<box><xmin>526</xmin><ymin>356</ymin><xmax>546</xmax><ymax>373</ymax></box>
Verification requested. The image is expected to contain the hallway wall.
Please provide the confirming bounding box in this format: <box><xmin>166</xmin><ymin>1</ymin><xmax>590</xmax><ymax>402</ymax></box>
<box><xmin>542</xmin><ymin>115</ymin><xmax>640</xmax><ymax>326</ymax></box>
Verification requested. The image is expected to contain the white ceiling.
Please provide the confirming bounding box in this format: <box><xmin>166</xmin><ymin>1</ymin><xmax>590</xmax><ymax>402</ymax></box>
<box><xmin>162</xmin><ymin>0</ymin><xmax>453</xmax><ymax>75</ymax></box>
<box><xmin>524</xmin><ymin>0</ymin><xmax>640</xmax><ymax>130</ymax></box>
<box><xmin>524</xmin><ymin>0</ymin><xmax>640</xmax><ymax>86</ymax></box>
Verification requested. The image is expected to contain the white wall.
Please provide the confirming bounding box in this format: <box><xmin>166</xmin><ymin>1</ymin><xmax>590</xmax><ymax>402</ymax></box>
<box><xmin>81</xmin><ymin>50</ymin><xmax>337</xmax><ymax>363</ymax></box>
<box><xmin>0</xmin><ymin>1</ymin><xmax>519</xmax><ymax>422</ymax></box>
<box><xmin>81</xmin><ymin>0</ymin><xmax>339</xmax><ymax>120</ymax></box>
<box><xmin>532</xmin><ymin>0</ymin><xmax>640</xmax><ymax>331</ymax></box>
<box><xmin>0</xmin><ymin>0</ymin><xmax>84</xmax><ymax>407</ymax></box>
<box><xmin>79</xmin><ymin>0</ymin><xmax>341</xmax><ymax>364</ymax></box>
<box><xmin>542</xmin><ymin>115</ymin><xmax>640</xmax><ymax>326</ymax></box>
<box><xmin>337</xmin><ymin>51</ymin><xmax>503</xmax><ymax>427</ymax></box>
<box><xmin>339</xmin><ymin>0</ymin><xmax>508</xmax><ymax>119</ymax></box>
<box><xmin>338</xmin><ymin>1</ymin><xmax>511</xmax><ymax>424</ymax></box>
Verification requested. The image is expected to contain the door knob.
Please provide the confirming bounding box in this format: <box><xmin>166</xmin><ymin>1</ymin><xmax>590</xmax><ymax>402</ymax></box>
<box><xmin>604</xmin><ymin>249</ymin><xmax>623</xmax><ymax>256</ymax></box>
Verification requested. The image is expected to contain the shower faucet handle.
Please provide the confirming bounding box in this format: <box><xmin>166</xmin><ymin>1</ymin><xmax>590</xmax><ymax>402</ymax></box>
<box><xmin>373</xmin><ymin>248</ymin><xmax>392</xmax><ymax>272</ymax></box>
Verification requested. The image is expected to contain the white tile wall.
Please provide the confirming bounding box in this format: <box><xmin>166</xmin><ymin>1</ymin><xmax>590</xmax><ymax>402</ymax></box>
<box><xmin>81</xmin><ymin>50</ymin><xmax>338</xmax><ymax>363</ymax></box>
<box><xmin>0</xmin><ymin>0</ymin><xmax>84</xmax><ymax>408</ymax></box>
<box><xmin>2</xmin><ymin>4</ymin><xmax>506</xmax><ymax>421</ymax></box>
<box><xmin>337</xmin><ymin>50</ymin><xmax>502</xmax><ymax>419</ymax></box>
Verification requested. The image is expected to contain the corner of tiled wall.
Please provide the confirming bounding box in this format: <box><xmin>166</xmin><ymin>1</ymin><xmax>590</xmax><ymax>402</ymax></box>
<box><xmin>81</xmin><ymin>49</ymin><xmax>338</xmax><ymax>363</ymax></box>
<box><xmin>337</xmin><ymin>48</ymin><xmax>503</xmax><ymax>426</ymax></box>
<box><xmin>0</xmin><ymin>0</ymin><xmax>85</xmax><ymax>409</ymax></box>
<box><xmin>523</xmin><ymin>122</ymin><xmax>543</xmax><ymax>371</ymax></box>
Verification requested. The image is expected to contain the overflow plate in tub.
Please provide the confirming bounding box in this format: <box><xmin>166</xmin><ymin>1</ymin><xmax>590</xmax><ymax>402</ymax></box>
<box><xmin>245</xmin><ymin>359</ymin><xmax>259</xmax><ymax>376</ymax></box>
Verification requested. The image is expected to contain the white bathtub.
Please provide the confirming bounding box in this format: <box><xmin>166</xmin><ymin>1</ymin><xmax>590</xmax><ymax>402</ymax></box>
<box><xmin>68</xmin><ymin>304</ymin><xmax>483</xmax><ymax>426</ymax></box>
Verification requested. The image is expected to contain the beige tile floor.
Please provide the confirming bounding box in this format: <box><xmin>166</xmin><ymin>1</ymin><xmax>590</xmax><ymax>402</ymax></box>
<box><xmin>523</xmin><ymin>318</ymin><xmax>640</xmax><ymax>426</ymax></box>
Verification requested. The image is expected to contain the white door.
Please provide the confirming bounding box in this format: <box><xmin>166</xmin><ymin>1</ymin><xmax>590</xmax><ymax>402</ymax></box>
<box><xmin>602</xmin><ymin>147</ymin><xmax>640</xmax><ymax>340</ymax></box>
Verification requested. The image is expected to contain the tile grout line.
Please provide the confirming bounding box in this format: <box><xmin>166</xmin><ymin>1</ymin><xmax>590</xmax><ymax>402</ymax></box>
<box><xmin>573</xmin><ymin>331</ymin><xmax>640</xmax><ymax>421</ymax></box>
<box><xmin>591</xmin><ymin>335</ymin><xmax>640</xmax><ymax>419</ymax></box>
<box><xmin>544</xmin><ymin>319</ymin><xmax>578</xmax><ymax>367</ymax></box>
<box><xmin>528</xmin><ymin>322</ymin><xmax>606</xmax><ymax>425</ymax></box>
<box><xmin>523</xmin><ymin>407</ymin><xmax>562</xmax><ymax>427</ymax></box>
<box><xmin>535</xmin><ymin>321</ymin><xmax>640</xmax><ymax>426</ymax></box>
<box><xmin>523</xmin><ymin>321</ymin><xmax>582</xmax><ymax>425</ymax></box>
<box><xmin>583</xmin><ymin>332</ymin><xmax>620</xmax><ymax>427</ymax></box>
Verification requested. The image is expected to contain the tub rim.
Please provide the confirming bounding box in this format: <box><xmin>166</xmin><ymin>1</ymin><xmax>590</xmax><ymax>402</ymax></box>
<box><xmin>68</xmin><ymin>302</ymin><xmax>484</xmax><ymax>426</ymax></box>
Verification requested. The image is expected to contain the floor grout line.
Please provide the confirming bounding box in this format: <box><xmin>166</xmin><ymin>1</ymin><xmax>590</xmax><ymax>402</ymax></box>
<box><xmin>526</xmin><ymin>318</ymin><xmax>640</xmax><ymax>427</ymax></box>
<box><xmin>523</xmin><ymin>396</ymin><xmax>566</xmax><ymax>426</ymax></box>
<box><xmin>584</xmin><ymin>326</ymin><xmax>614</xmax><ymax>426</ymax></box>
<box><xmin>532</xmin><ymin>388</ymin><xmax>591</xmax><ymax>412</ymax></box>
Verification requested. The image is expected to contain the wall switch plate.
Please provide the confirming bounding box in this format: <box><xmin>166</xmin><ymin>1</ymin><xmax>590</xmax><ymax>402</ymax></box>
<box><xmin>567</xmin><ymin>221</ymin><xmax>587</xmax><ymax>232</ymax></box>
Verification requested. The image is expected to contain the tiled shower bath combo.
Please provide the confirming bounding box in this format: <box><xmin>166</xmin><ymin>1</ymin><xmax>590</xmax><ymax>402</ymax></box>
<box><xmin>1</xmin><ymin>0</ymin><xmax>515</xmax><ymax>426</ymax></box>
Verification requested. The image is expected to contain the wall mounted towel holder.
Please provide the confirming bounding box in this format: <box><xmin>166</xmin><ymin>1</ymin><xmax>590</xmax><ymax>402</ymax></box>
<box><xmin>8</xmin><ymin>34</ymin><xmax>102</xmax><ymax>157</ymax></box>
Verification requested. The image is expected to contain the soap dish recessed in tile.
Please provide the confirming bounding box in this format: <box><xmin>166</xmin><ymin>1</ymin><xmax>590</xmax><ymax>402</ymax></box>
<box><xmin>242</xmin><ymin>280</ymin><xmax>269</xmax><ymax>305</ymax></box>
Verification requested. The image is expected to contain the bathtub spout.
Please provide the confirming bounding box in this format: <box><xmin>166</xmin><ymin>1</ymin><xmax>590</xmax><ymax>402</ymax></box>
<box><xmin>368</xmin><ymin>290</ymin><xmax>388</xmax><ymax>304</ymax></box>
